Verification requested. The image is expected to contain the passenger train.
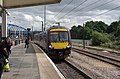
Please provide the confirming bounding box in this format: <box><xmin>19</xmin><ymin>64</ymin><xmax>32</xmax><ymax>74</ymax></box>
<box><xmin>34</xmin><ymin>26</ymin><xmax>71</xmax><ymax>60</ymax></box>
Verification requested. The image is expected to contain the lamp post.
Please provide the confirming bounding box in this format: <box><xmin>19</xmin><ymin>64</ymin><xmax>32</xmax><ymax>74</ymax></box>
<box><xmin>8</xmin><ymin>29</ymin><xmax>11</xmax><ymax>37</ymax></box>
<box><xmin>31</xmin><ymin>26</ymin><xmax>34</xmax><ymax>41</ymax></box>
<box><xmin>27</xmin><ymin>28</ymin><xmax>31</xmax><ymax>40</ymax></box>
<box><xmin>83</xmin><ymin>23</ymin><xmax>85</xmax><ymax>49</ymax></box>
<box><xmin>44</xmin><ymin>5</ymin><xmax>46</xmax><ymax>31</ymax></box>
<box><xmin>41</xmin><ymin>21</ymin><xmax>43</xmax><ymax>31</ymax></box>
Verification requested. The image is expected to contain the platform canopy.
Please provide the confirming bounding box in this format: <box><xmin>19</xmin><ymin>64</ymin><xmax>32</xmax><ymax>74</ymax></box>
<box><xmin>0</xmin><ymin>0</ymin><xmax>61</xmax><ymax>9</ymax></box>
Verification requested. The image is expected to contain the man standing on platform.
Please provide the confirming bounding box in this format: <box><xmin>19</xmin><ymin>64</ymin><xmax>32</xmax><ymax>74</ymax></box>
<box><xmin>25</xmin><ymin>38</ymin><xmax>29</xmax><ymax>48</ymax></box>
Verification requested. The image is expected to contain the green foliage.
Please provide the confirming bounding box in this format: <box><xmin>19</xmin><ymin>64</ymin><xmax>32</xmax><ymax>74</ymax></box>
<box><xmin>85</xmin><ymin>21</ymin><xmax>108</xmax><ymax>33</ymax></box>
<box><xmin>70</xmin><ymin>20</ymin><xmax>120</xmax><ymax>47</ymax></box>
<box><xmin>84</xmin><ymin>26</ymin><xmax>93</xmax><ymax>39</ymax></box>
<box><xmin>107</xmin><ymin>21</ymin><xmax>119</xmax><ymax>34</ymax></box>
<box><xmin>114</xmin><ymin>24</ymin><xmax>120</xmax><ymax>38</ymax></box>
<box><xmin>70</xmin><ymin>25</ymin><xmax>83</xmax><ymax>39</ymax></box>
<box><xmin>92</xmin><ymin>31</ymin><xmax>110</xmax><ymax>46</ymax></box>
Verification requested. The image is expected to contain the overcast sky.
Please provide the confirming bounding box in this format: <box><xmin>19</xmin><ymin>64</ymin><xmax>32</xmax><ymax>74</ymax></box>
<box><xmin>5</xmin><ymin>0</ymin><xmax>120</xmax><ymax>31</ymax></box>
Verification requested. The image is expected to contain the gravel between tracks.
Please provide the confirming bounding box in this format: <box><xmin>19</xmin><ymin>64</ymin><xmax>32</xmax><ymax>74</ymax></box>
<box><xmin>67</xmin><ymin>51</ymin><xmax>120</xmax><ymax>79</ymax></box>
<box><xmin>55</xmin><ymin>62</ymin><xmax>85</xmax><ymax>79</ymax></box>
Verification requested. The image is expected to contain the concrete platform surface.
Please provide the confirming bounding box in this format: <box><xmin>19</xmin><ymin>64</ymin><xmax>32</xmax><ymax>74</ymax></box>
<box><xmin>2</xmin><ymin>43</ymin><xmax>64</xmax><ymax>79</ymax></box>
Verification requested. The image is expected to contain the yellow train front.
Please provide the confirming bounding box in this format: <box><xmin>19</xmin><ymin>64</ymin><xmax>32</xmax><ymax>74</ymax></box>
<box><xmin>34</xmin><ymin>26</ymin><xmax>71</xmax><ymax>60</ymax></box>
<box><xmin>48</xmin><ymin>26</ymin><xmax>71</xmax><ymax>59</ymax></box>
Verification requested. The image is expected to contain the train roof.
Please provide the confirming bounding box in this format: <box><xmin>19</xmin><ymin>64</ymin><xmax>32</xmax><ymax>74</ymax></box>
<box><xmin>47</xmin><ymin>26</ymin><xmax>69</xmax><ymax>31</ymax></box>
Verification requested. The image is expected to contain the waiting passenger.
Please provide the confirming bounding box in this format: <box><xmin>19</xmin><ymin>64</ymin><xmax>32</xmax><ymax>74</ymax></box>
<box><xmin>25</xmin><ymin>38</ymin><xmax>29</xmax><ymax>48</ymax></box>
<box><xmin>2</xmin><ymin>37</ymin><xmax>13</xmax><ymax>72</ymax></box>
<box><xmin>2</xmin><ymin>37</ymin><xmax>13</xmax><ymax>57</ymax></box>
<box><xmin>0</xmin><ymin>39</ymin><xmax>9</xmax><ymax>78</ymax></box>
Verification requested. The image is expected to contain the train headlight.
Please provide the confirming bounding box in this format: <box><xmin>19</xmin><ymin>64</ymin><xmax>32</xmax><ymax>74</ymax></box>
<box><xmin>66</xmin><ymin>44</ymin><xmax>71</xmax><ymax>48</ymax></box>
<box><xmin>49</xmin><ymin>45</ymin><xmax>54</xmax><ymax>49</ymax></box>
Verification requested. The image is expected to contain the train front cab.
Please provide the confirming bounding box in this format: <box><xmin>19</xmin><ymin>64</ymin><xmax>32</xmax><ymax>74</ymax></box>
<box><xmin>47</xmin><ymin>27</ymin><xmax>71</xmax><ymax>59</ymax></box>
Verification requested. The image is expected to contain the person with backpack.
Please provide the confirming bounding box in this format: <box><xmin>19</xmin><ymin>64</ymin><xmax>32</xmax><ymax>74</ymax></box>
<box><xmin>2</xmin><ymin>37</ymin><xmax>13</xmax><ymax>72</ymax></box>
<box><xmin>0</xmin><ymin>39</ymin><xmax>8</xmax><ymax>79</ymax></box>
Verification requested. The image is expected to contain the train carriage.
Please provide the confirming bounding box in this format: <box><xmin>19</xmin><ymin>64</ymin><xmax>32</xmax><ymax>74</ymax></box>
<box><xmin>34</xmin><ymin>26</ymin><xmax>71</xmax><ymax>60</ymax></box>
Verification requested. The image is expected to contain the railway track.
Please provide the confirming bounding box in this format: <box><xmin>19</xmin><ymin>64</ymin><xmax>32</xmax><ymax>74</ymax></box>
<box><xmin>73</xmin><ymin>44</ymin><xmax>120</xmax><ymax>56</ymax></box>
<box><xmin>72</xmin><ymin>47</ymin><xmax>120</xmax><ymax>67</ymax></box>
<box><xmin>55</xmin><ymin>60</ymin><xmax>92</xmax><ymax>79</ymax></box>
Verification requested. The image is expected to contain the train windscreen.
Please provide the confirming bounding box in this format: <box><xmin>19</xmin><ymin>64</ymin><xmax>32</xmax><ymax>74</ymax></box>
<box><xmin>50</xmin><ymin>32</ymin><xmax>68</xmax><ymax>42</ymax></box>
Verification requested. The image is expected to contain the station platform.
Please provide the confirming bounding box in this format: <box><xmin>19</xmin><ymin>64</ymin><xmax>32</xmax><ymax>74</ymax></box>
<box><xmin>2</xmin><ymin>43</ymin><xmax>64</xmax><ymax>79</ymax></box>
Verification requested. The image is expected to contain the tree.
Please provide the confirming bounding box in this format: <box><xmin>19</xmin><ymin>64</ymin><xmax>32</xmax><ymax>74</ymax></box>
<box><xmin>85</xmin><ymin>21</ymin><xmax>108</xmax><ymax>33</ymax></box>
<box><xmin>84</xmin><ymin>26</ymin><xmax>93</xmax><ymax>40</ymax></box>
<box><xmin>107</xmin><ymin>21</ymin><xmax>119</xmax><ymax>34</ymax></box>
<box><xmin>114</xmin><ymin>24</ymin><xmax>120</xmax><ymax>39</ymax></box>
<box><xmin>70</xmin><ymin>25</ymin><xmax>79</xmax><ymax>39</ymax></box>
<box><xmin>92</xmin><ymin>31</ymin><xmax>110</xmax><ymax>46</ymax></box>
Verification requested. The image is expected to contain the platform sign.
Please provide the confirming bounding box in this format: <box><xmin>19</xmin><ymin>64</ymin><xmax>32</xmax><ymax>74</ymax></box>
<box><xmin>3</xmin><ymin>0</ymin><xmax>61</xmax><ymax>9</ymax></box>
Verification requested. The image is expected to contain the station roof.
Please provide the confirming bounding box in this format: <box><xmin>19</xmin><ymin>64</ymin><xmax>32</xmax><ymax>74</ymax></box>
<box><xmin>1</xmin><ymin>0</ymin><xmax>61</xmax><ymax>9</ymax></box>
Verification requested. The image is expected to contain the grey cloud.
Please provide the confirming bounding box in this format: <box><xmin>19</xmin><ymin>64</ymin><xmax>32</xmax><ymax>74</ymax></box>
<box><xmin>7</xmin><ymin>0</ymin><xmax>120</xmax><ymax>29</ymax></box>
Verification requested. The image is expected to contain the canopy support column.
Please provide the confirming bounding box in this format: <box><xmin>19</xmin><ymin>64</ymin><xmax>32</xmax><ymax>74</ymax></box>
<box><xmin>2</xmin><ymin>10</ymin><xmax>7</xmax><ymax>39</ymax></box>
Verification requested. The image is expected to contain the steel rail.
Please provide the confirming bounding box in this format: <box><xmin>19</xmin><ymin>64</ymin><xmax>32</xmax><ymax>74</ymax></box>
<box><xmin>55</xmin><ymin>60</ymin><xmax>92</xmax><ymax>79</ymax></box>
<box><xmin>72</xmin><ymin>47</ymin><xmax>120</xmax><ymax>67</ymax></box>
